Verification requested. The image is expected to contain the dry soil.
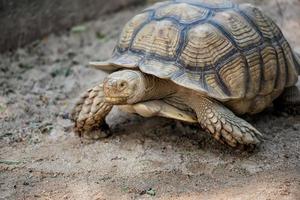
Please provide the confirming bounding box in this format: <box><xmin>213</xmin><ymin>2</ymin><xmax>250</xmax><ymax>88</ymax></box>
<box><xmin>1</xmin><ymin>0</ymin><xmax>300</xmax><ymax>199</ymax></box>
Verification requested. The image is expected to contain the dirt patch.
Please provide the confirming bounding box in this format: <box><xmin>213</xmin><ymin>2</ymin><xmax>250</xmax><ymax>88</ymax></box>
<box><xmin>1</xmin><ymin>1</ymin><xmax>300</xmax><ymax>199</ymax></box>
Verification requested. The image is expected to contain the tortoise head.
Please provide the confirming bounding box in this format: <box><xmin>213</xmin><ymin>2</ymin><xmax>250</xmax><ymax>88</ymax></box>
<box><xmin>103</xmin><ymin>70</ymin><xmax>146</xmax><ymax>104</ymax></box>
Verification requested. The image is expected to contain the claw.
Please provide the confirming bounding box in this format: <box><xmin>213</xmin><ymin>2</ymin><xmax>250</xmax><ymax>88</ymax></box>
<box><xmin>71</xmin><ymin>83</ymin><xmax>113</xmax><ymax>139</ymax></box>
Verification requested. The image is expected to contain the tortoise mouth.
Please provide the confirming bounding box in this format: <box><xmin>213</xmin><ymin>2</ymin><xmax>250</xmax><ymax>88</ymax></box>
<box><xmin>104</xmin><ymin>96</ymin><xmax>128</xmax><ymax>104</ymax></box>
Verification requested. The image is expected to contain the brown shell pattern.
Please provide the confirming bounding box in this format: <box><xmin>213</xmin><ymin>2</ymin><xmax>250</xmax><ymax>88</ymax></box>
<box><xmin>180</xmin><ymin>23</ymin><xmax>235</xmax><ymax>68</ymax></box>
<box><xmin>106</xmin><ymin>0</ymin><xmax>299</xmax><ymax>101</ymax></box>
<box><xmin>132</xmin><ymin>20</ymin><xmax>181</xmax><ymax>58</ymax></box>
<box><xmin>155</xmin><ymin>3</ymin><xmax>209</xmax><ymax>23</ymax></box>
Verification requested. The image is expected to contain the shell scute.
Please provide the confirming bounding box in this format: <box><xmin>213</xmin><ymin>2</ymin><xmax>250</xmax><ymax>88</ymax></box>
<box><xmin>239</xmin><ymin>4</ymin><xmax>280</xmax><ymax>40</ymax></box>
<box><xmin>118</xmin><ymin>12</ymin><xmax>150</xmax><ymax>50</ymax></box>
<box><xmin>139</xmin><ymin>59</ymin><xmax>180</xmax><ymax>78</ymax></box>
<box><xmin>131</xmin><ymin>20</ymin><xmax>181</xmax><ymax>59</ymax></box>
<box><xmin>210</xmin><ymin>10</ymin><xmax>262</xmax><ymax>49</ymax></box>
<box><xmin>180</xmin><ymin>23</ymin><xmax>235</xmax><ymax>68</ymax></box>
<box><xmin>244</xmin><ymin>51</ymin><xmax>262</xmax><ymax>98</ymax></box>
<box><xmin>174</xmin><ymin>0</ymin><xmax>234</xmax><ymax>9</ymax></box>
<box><xmin>218</xmin><ymin>56</ymin><xmax>246</xmax><ymax>98</ymax></box>
<box><xmin>281</xmin><ymin>40</ymin><xmax>299</xmax><ymax>87</ymax></box>
<box><xmin>204</xmin><ymin>73</ymin><xmax>230</xmax><ymax>98</ymax></box>
<box><xmin>155</xmin><ymin>3</ymin><xmax>210</xmax><ymax>23</ymax></box>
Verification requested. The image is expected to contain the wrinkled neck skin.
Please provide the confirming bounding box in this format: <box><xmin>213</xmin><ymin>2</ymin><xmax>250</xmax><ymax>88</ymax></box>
<box><xmin>139</xmin><ymin>74</ymin><xmax>178</xmax><ymax>102</ymax></box>
<box><xmin>134</xmin><ymin>72</ymin><xmax>210</xmax><ymax>113</ymax></box>
<box><xmin>139</xmin><ymin>75</ymin><xmax>206</xmax><ymax>113</ymax></box>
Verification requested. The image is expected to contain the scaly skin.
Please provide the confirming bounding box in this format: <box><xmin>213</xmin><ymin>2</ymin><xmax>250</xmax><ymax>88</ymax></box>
<box><xmin>71</xmin><ymin>69</ymin><xmax>266</xmax><ymax>147</ymax></box>
<box><xmin>183</xmin><ymin>94</ymin><xmax>262</xmax><ymax>147</ymax></box>
<box><xmin>71</xmin><ymin>84</ymin><xmax>112</xmax><ymax>139</ymax></box>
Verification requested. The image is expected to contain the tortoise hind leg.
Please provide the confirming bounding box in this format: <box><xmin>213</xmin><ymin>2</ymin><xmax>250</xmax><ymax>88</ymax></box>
<box><xmin>191</xmin><ymin>97</ymin><xmax>262</xmax><ymax>147</ymax></box>
<box><xmin>71</xmin><ymin>83</ymin><xmax>113</xmax><ymax>139</ymax></box>
<box><xmin>274</xmin><ymin>79</ymin><xmax>300</xmax><ymax>115</ymax></box>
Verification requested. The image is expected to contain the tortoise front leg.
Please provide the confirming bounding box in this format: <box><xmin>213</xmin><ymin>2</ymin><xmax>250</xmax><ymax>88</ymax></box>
<box><xmin>192</xmin><ymin>97</ymin><xmax>262</xmax><ymax>147</ymax></box>
<box><xmin>71</xmin><ymin>83</ymin><xmax>113</xmax><ymax>139</ymax></box>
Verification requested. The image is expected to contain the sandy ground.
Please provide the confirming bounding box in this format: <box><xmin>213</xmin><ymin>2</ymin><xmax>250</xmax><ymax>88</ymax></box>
<box><xmin>1</xmin><ymin>0</ymin><xmax>300</xmax><ymax>199</ymax></box>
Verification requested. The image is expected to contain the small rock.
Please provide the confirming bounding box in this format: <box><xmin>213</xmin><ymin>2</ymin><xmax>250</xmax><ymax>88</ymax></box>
<box><xmin>23</xmin><ymin>181</ymin><xmax>29</xmax><ymax>186</ymax></box>
<box><xmin>146</xmin><ymin>188</ymin><xmax>156</xmax><ymax>196</ymax></box>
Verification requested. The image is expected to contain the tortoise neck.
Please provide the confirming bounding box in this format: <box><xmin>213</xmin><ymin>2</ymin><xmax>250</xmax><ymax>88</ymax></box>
<box><xmin>141</xmin><ymin>74</ymin><xmax>178</xmax><ymax>102</ymax></box>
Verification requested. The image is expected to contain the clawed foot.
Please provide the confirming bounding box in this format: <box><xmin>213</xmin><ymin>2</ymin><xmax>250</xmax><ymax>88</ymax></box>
<box><xmin>220</xmin><ymin>118</ymin><xmax>262</xmax><ymax>147</ymax></box>
<box><xmin>201</xmin><ymin>111</ymin><xmax>262</xmax><ymax>147</ymax></box>
<box><xmin>195</xmin><ymin>98</ymin><xmax>263</xmax><ymax>148</ymax></box>
<box><xmin>71</xmin><ymin>83</ymin><xmax>113</xmax><ymax>140</ymax></box>
<box><xmin>75</xmin><ymin>121</ymin><xmax>111</xmax><ymax>139</ymax></box>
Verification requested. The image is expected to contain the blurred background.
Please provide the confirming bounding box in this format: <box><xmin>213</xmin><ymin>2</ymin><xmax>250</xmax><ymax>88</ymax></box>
<box><xmin>0</xmin><ymin>0</ymin><xmax>143</xmax><ymax>52</ymax></box>
<box><xmin>0</xmin><ymin>0</ymin><xmax>300</xmax><ymax>199</ymax></box>
<box><xmin>1</xmin><ymin>0</ymin><xmax>300</xmax><ymax>53</ymax></box>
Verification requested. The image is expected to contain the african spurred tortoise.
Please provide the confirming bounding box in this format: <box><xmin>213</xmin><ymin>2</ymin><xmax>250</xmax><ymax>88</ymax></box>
<box><xmin>71</xmin><ymin>0</ymin><xmax>300</xmax><ymax>147</ymax></box>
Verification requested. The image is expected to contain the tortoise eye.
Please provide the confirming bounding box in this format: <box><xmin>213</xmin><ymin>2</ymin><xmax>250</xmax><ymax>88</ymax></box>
<box><xmin>118</xmin><ymin>81</ymin><xmax>128</xmax><ymax>90</ymax></box>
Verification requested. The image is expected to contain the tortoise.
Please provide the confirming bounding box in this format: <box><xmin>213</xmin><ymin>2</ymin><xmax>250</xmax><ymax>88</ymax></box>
<box><xmin>71</xmin><ymin>0</ymin><xmax>300</xmax><ymax>147</ymax></box>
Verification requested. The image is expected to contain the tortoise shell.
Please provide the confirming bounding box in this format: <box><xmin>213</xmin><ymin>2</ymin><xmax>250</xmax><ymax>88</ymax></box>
<box><xmin>96</xmin><ymin>0</ymin><xmax>299</xmax><ymax>101</ymax></box>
